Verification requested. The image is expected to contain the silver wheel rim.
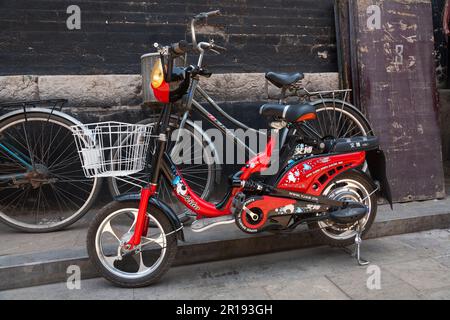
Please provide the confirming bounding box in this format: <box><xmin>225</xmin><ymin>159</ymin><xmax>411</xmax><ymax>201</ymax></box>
<box><xmin>318</xmin><ymin>178</ymin><xmax>372</xmax><ymax>240</ymax></box>
<box><xmin>95</xmin><ymin>208</ymin><xmax>167</xmax><ymax>279</ymax></box>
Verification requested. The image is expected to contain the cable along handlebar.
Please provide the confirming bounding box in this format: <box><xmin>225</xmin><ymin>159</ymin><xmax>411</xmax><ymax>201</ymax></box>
<box><xmin>169</xmin><ymin>10</ymin><xmax>225</xmax><ymax>56</ymax></box>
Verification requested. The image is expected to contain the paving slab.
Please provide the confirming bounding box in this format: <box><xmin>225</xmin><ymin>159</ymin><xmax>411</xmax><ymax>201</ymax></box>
<box><xmin>418</xmin><ymin>286</ymin><xmax>450</xmax><ymax>300</ymax></box>
<box><xmin>434</xmin><ymin>254</ymin><xmax>450</xmax><ymax>268</ymax></box>
<box><xmin>326</xmin><ymin>267</ymin><xmax>422</xmax><ymax>300</ymax></box>
<box><xmin>263</xmin><ymin>276</ymin><xmax>349</xmax><ymax>300</ymax></box>
<box><xmin>383</xmin><ymin>258</ymin><xmax>450</xmax><ymax>291</ymax></box>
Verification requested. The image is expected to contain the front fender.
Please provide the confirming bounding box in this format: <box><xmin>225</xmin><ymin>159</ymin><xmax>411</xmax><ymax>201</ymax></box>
<box><xmin>366</xmin><ymin>149</ymin><xmax>393</xmax><ymax>208</ymax></box>
<box><xmin>114</xmin><ymin>193</ymin><xmax>185</xmax><ymax>241</ymax></box>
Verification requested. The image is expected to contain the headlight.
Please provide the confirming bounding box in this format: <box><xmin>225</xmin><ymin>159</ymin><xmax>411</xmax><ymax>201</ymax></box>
<box><xmin>151</xmin><ymin>58</ymin><xmax>165</xmax><ymax>89</ymax></box>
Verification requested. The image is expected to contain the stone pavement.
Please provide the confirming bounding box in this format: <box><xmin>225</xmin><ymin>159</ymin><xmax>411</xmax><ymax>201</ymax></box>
<box><xmin>1</xmin><ymin>195</ymin><xmax>450</xmax><ymax>290</ymax></box>
<box><xmin>1</xmin><ymin>229</ymin><xmax>450</xmax><ymax>300</ymax></box>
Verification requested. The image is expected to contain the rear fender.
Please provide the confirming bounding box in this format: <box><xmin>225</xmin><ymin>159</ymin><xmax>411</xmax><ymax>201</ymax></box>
<box><xmin>114</xmin><ymin>193</ymin><xmax>185</xmax><ymax>241</ymax></box>
<box><xmin>366</xmin><ymin>149</ymin><xmax>393</xmax><ymax>208</ymax></box>
<box><xmin>0</xmin><ymin>107</ymin><xmax>83</xmax><ymax>126</ymax></box>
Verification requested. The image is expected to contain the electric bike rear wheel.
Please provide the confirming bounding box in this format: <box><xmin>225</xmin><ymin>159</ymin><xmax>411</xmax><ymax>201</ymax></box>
<box><xmin>87</xmin><ymin>200</ymin><xmax>178</xmax><ymax>287</ymax></box>
<box><xmin>309</xmin><ymin>170</ymin><xmax>377</xmax><ymax>247</ymax></box>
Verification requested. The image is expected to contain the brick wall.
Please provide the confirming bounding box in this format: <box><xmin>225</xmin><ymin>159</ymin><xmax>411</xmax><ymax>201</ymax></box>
<box><xmin>0</xmin><ymin>0</ymin><xmax>337</xmax><ymax>75</ymax></box>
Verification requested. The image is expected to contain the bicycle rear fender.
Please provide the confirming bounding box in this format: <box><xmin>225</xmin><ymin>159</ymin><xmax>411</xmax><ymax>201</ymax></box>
<box><xmin>366</xmin><ymin>149</ymin><xmax>393</xmax><ymax>208</ymax></box>
<box><xmin>0</xmin><ymin>107</ymin><xmax>83</xmax><ymax>126</ymax></box>
<box><xmin>114</xmin><ymin>193</ymin><xmax>185</xmax><ymax>241</ymax></box>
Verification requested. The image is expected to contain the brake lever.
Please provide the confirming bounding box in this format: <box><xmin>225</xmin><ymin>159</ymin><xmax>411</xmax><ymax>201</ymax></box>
<box><xmin>210</xmin><ymin>43</ymin><xmax>227</xmax><ymax>53</ymax></box>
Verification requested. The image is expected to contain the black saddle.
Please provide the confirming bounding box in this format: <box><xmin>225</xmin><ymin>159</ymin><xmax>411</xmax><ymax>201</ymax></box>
<box><xmin>259</xmin><ymin>103</ymin><xmax>316</xmax><ymax>123</ymax></box>
<box><xmin>265</xmin><ymin>72</ymin><xmax>304</xmax><ymax>88</ymax></box>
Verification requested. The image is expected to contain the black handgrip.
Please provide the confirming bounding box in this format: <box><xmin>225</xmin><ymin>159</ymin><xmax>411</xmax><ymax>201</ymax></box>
<box><xmin>205</xmin><ymin>10</ymin><xmax>221</xmax><ymax>17</ymax></box>
<box><xmin>194</xmin><ymin>10</ymin><xmax>221</xmax><ymax>20</ymax></box>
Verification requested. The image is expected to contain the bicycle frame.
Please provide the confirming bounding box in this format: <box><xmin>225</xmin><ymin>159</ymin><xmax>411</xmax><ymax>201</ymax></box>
<box><xmin>188</xmin><ymin>85</ymin><xmax>263</xmax><ymax>157</ymax></box>
<box><xmin>168</xmin><ymin>27</ymin><xmax>293</xmax><ymax>159</ymax></box>
<box><xmin>127</xmin><ymin>119</ymin><xmax>276</xmax><ymax>247</ymax></box>
<box><xmin>0</xmin><ymin>142</ymin><xmax>33</xmax><ymax>170</ymax></box>
<box><xmin>0</xmin><ymin>142</ymin><xmax>33</xmax><ymax>185</ymax></box>
<box><xmin>125</xmin><ymin>101</ymin><xmax>371</xmax><ymax>248</ymax></box>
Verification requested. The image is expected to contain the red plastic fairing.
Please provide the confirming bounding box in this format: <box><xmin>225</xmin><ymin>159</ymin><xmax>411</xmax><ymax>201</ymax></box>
<box><xmin>277</xmin><ymin>152</ymin><xmax>365</xmax><ymax>196</ymax></box>
<box><xmin>240</xmin><ymin>136</ymin><xmax>276</xmax><ymax>180</ymax></box>
<box><xmin>151</xmin><ymin>81</ymin><xmax>170</xmax><ymax>103</ymax></box>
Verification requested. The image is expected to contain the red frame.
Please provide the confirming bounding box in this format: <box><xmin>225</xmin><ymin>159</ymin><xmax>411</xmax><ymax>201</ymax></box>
<box><xmin>127</xmin><ymin>136</ymin><xmax>366</xmax><ymax>247</ymax></box>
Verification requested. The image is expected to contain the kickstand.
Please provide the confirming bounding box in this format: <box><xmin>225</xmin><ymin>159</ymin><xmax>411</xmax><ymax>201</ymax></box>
<box><xmin>343</xmin><ymin>223</ymin><xmax>369</xmax><ymax>266</ymax></box>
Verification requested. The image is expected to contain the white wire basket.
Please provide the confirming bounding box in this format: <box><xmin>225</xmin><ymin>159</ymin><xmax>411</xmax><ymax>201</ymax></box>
<box><xmin>71</xmin><ymin>121</ymin><xmax>154</xmax><ymax>178</ymax></box>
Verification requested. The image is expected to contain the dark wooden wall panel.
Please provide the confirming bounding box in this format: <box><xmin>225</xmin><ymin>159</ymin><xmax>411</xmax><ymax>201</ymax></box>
<box><xmin>353</xmin><ymin>0</ymin><xmax>445</xmax><ymax>201</ymax></box>
<box><xmin>0</xmin><ymin>0</ymin><xmax>337</xmax><ymax>75</ymax></box>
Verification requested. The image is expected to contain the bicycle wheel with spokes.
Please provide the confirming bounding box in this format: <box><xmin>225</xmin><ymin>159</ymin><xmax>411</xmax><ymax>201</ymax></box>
<box><xmin>0</xmin><ymin>111</ymin><xmax>101</xmax><ymax>232</ymax></box>
<box><xmin>302</xmin><ymin>101</ymin><xmax>372</xmax><ymax>140</ymax></box>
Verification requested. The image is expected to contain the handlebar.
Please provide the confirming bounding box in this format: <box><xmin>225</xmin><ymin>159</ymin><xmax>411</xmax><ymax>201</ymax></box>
<box><xmin>154</xmin><ymin>10</ymin><xmax>225</xmax><ymax>72</ymax></box>
<box><xmin>190</xmin><ymin>10</ymin><xmax>222</xmax><ymax>53</ymax></box>
<box><xmin>169</xmin><ymin>40</ymin><xmax>227</xmax><ymax>57</ymax></box>
<box><xmin>167</xmin><ymin>11</ymin><xmax>225</xmax><ymax>56</ymax></box>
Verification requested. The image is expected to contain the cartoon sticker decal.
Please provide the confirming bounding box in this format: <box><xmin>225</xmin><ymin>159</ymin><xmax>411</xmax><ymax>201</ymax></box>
<box><xmin>274</xmin><ymin>204</ymin><xmax>295</xmax><ymax>215</ymax></box>
<box><xmin>172</xmin><ymin>176</ymin><xmax>200</xmax><ymax>210</ymax></box>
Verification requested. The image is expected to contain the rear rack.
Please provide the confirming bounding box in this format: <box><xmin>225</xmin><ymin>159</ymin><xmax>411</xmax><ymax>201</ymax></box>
<box><xmin>0</xmin><ymin>99</ymin><xmax>67</xmax><ymax>111</ymax></box>
<box><xmin>301</xmin><ymin>88</ymin><xmax>352</xmax><ymax>103</ymax></box>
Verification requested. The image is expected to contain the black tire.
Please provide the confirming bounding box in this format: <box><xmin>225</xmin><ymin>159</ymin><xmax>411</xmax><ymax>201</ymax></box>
<box><xmin>309</xmin><ymin>170</ymin><xmax>377</xmax><ymax>247</ymax></box>
<box><xmin>0</xmin><ymin>111</ymin><xmax>101</xmax><ymax>233</ymax></box>
<box><xmin>107</xmin><ymin>115</ymin><xmax>219</xmax><ymax>219</ymax></box>
<box><xmin>87</xmin><ymin>200</ymin><xmax>178</xmax><ymax>287</ymax></box>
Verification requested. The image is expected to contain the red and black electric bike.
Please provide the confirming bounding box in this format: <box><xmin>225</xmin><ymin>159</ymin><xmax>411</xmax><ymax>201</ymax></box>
<box><xmin>80</xmin><ymin>11</ymin><xmax>392</xmax><ymax>287</ymax></box>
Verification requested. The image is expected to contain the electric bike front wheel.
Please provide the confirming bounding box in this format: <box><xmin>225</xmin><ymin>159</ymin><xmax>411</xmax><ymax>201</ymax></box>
<box><xmin>309</xmin><ymin>170</ymin><xmax>378</xmax><ymax>247</ymax></box>
<box><xmin>87</xmin><ymin>200</ymin><xmax>178</xmax><ymax>287</ymax></box>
